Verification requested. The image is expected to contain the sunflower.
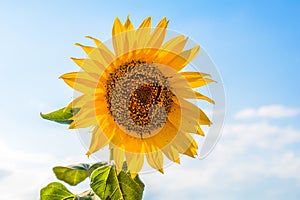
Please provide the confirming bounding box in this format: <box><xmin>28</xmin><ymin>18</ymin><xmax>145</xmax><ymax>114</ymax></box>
<box><xmin>60</xmin><ymin>16</ymin><xmax>214</xmax><ymax>176</ymax></box>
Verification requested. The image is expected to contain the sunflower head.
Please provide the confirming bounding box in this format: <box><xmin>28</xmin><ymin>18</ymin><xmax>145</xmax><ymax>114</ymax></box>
<box><xmin>60</xmin><ymin>16</ymin><xmax>215</xmax><ymax>176</ymax></box>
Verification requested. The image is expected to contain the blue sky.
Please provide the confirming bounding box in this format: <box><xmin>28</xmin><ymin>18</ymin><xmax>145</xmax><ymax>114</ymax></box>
<box><xmin>0</xmin><ymin>0</ymin><xmax>299</xmax><ymax>199</ymax></box>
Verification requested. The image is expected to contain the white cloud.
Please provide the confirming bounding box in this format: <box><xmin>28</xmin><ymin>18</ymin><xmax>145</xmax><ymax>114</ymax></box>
<box><xmin>142</xmin><ymin>121</ymin><xmax>300</xmax><ymax>200</ymax></box>
<box><xmin>234</xmin><ymin>105</ymin><xmax>300</xmax><ymax>119</ymax></box>
<box><xmin>0</xmin><ymin>140</ymin><xmax>95</xmax><ymax>200</ymax></box>
<box><xmin>0</xmin><ymin>140</ymin><xmax>54</xmax><ymax>199</ymax></box>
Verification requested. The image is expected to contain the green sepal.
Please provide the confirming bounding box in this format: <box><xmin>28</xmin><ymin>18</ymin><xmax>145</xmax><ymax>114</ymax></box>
<box><xmin>90</xmin><ymin>165</ymin><xmax>145</xmax><ymax>200</ymax></box>
<box><xmin>53</xmin><ymin>162</ymin><xmax>107</xmax><ymax>186</ymax></box>
<box><xmin>40</xmin><ymin>107</ymin><xmax>80</xmax><ymax>124</ymax></box>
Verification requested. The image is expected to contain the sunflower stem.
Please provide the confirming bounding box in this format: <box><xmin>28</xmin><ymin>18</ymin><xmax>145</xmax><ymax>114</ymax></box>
<box><xmin>109</xmin><ymin>147</ymin><xmax>114</xmax><ymax>163</ymax></box>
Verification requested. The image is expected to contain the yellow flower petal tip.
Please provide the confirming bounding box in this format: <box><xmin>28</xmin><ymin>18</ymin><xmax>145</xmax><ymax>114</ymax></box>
<box><xmin>74</xmin><ymin>42</ymin><xmax>82</xmax><ymax>47</ymax></box>
<box><xmin>85</xmin><ymin>35</ymin><xmax>94</xmax><ymax>39</ymax></box>
<box><xmin>58</xmin><ymin>74</ymin><xmax>64</xmax><ymax>79</ymax></box>
<box><xmin>175</xmin><ymin>158</ymin><xmax>181</xmax><ymax>164</ymax></box>
<box><xmin>130</xmin><ymin>173</ymin><xmax>137</xmax><ymax>179</ymax></box>
<box><xmin>196</xmin><ymin>127</ymin><xmax>205</xmax><ymax>136</ymax></box>
<box><xmin>61</xmin><ymin>16</ymin><xmax>213</xmax><ymax>174</ymax></box>
<box><xmin>85</xmin><ymin>36</ymin><xmax>102</xmax><ymax>46</ymax></box>
<box><xmin>69</xmin><ymin>120</ymin><xmax>81</xmax><ymax>129</ymax></box>
<box><xmin>68</xmin><ymin>123</ymin><xmax>75</xmax><ymax>129</ymax></box>
<box><xmin>158</xmin><ymin>168</ymin><xmax>164</xmax><ymax>174</ymax></box>
<box><xmin>86</xmin><ymin>151</ymin><xmax>91</xmax><ymax>157</ymax></box>
<box><xmin>74</xmin><ymin>43</ymin><xmax>95</xmax><ymax>55</ymax></box>
<box><xmin>70</xmin><ymin>57</ymin><xmax>80</xmax><ymax>61</ymax></box>
<box><xmin>59</xmin><ymin>74</ymin><xmax>69</xmax><ymax>80</ymax></box>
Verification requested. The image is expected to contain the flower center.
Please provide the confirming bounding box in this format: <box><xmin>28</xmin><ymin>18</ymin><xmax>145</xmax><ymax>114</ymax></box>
<box><xmin>129</xmin><ymin>83</ymin><xmax>173</xmax><ymax>127</ymax></box>
<box><xmin>105</xmin><ymin>60</ymin><xmax>174</xmax><ymax>138</ymax></box>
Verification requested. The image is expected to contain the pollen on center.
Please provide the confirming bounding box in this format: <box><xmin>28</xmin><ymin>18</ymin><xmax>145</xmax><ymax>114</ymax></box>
<box><xmin>104</xmin><ymin>60</ymin><xmax>174</xmax><ymax>137</ymax></box>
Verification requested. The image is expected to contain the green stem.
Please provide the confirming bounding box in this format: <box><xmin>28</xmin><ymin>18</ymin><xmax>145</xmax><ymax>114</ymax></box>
<box><xmin>109</xmin><ymin>147</ymin><xmax>114</xmax><ymax>163</ymax></box>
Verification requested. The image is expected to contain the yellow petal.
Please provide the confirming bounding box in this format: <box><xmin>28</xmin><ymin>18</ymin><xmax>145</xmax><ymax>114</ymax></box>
<box><xmin>156</xmin><ymin>17</ymin><xmax>169</xmax><ymax>29</ymax></box>
<box><xmin>75</xmin><ymin>43</ymin><xmax>113</xmax><ymax>67</ymax></box>
<box><xmin>72</xmin><ymin>106</ymin><xmax>96</xmax><ymax>121</ymax></box>
<box><xmin>87</xmin><ymin>121</ymin><xmax>116</xmax><ymax>156</ymax></box>
<box><xmin>69</xmin><ymin>112</ymin><xmax>97</xmax><ymax>129</ymax></box>
<box><xmin>152</xmin><ymin>35</ymin><xmax>187</xmax><ymax>64</ymax></box>
<box><xmin>65</xmin><ymin>95</ymin><xmax>89</xmax><ymax>109</ymax></box>
<box><xmin>161</xmin><ymin>35</ymin><xmax>187</xmax><ymax>53</ymax></box>
<box><xmin>85</xmin><ymin>36</ymin><xmax>115</xmax><ymax>64</ymax></box>
<box><xmin>146</xmin><ymin>17</ymin><xmax>169</xmax><ymax>49</ymax></box>
<box><xmin>191</xmin><ymin>78</ymin><xmax>215</xmax><ymax>88</ymax></box>
<box><xmin>173</xmin><ymin>85</ymin><xmax>215</xmax><ymax>104</ymax></box>
<box><xmin>113</xmin><ymin>17</ymin><xmax>125</xmax><ymax>35</ymax></box>
<box><xmin>150</xmin><ymin>121</ymin><xmax>179</xmax><ymax>150</ymax></box>
<box><xmin>175</xmin><ymin>98</ymin><xmax>211</xmax><ymax>126</ymax></box>
<box><xmin>167</xmin><ymin>103</ymin><xmax>198</xmax><ymax>134</ymax></box>
<box><xmin>85</xmin><ymin>36</ymin><xmax>113</xmax><ymax>55</ymax></box>
<box><xmin>136</xmin><ymin>17</ymin><xmax>151</xmax><ymax>49</ymax></box>
<box><xmin>69</xmin><ymin>118</ymin><xmax>93</xmax><ymax>129</ymax></box>
<box><xmin>145</xmin><ymin>149</ymin><xmax>164</xmax><ymax>173</ymax></box>
<box><xmin>181</xmin><ymin>72</ymin><xmax>215</xmax><ymax>88</ymax></box>
<box><xmin>75</xmin><ymin>43</ymin><xmax>94</xmax><ymax>54</ymax></box>
<box><xmin>167</xmin><ymin>46</ymin><xmax>200</xmax><ymax>71</ymax></box>
<box><xmin>110</xmin><ymin>119</ymin><xmax>179</xmax><ymax>155</ymax></box>
<box><xmin>71</xmin><ymin>57</ymin><xmax>105</xmax><ymax>76</ymax></box>
<box><xmin>194</xmin><ymin>91</ymin><xmax>215</xmax><ymax>104</ymax></box>
<box><xmin>86</xmin><ymin>126</ymin><xmax>110</xmax><ymax>156</ymax></box>
<box><xmin>183</xmin><ymin>146</ymin><xmax>198</xmax><ymax>158</ymax></box>
<box><xmin>175</xmin><ymin>132</ymin><xmax>198</xmax><ymax>157</ymax></box>
<box><xmin>150</xmin><ymin>120</ymin><xmax>195</xmax><ymax>162</ymax></box>
<box><xmin>60</xmin><ymin>72</ymin><xmax>97</xmax><ymax>93</ymax></box>
<box><xmin>195</xmin><ymin>126</ymin><xmax>205</xmax><ymax>136</ymax></box>
<box><xmin>113</xmin><ymin>147</ymin><xmax>125</xmax><ymax>174</ymax></box>
<box><xmin>112</xmin><ymin>17</ymin><xmax>126</xmax><ymax>57</ymax></box>
<box><xmin>72</xmin><ymin>100</ymin><xmax>108</xmax><ymax>123</ymax></box>
<box><xmin>164</xmin><ymin>71</ymin><xmax>214</xmax><ymax>104</ymax></box>
<box><xmin>180</xmin><ymin>71</ymin><xmax>211</xmax><ymax>79</ymax></box>
<box><xmin>125</xmin><ymin>152</ymin><xmax>144</xmax><ymax>177</ymax></box>
<box><xmin>162</xmin><ymin>145</ymin><xmax>180</xmax><ymax>164</ymax></box>
<box><xmin>109</xmin><ymin>127</ymin><xmax>143</xmax><ymax>153</ymax></box>
<box><xmin>138</xmin><ymin>16</ymin><xmax>151</xmax><ymax>29</ymax></box>
<box><xmin>124</xmin><ymin>15</ymin><xmax>134</xmax><ymax>30</ymax></box>
<box><xmin>122</xmin><ymin>16</ymin><xmax>135</xmax><ymax>56</ymax></box>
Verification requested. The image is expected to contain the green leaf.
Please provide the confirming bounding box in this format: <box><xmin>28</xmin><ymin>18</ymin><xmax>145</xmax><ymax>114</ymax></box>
<box><xmin>53</xmin><ymin>164</ymin><xmax>89</xmax><ymax>186</ymax></box>
<box><xmin>53</xmin><ymin>162</ymin><xmax>107</xmax><ymax>186</ymax></box>
<box><xmin>40</xmin><ymin>107</ymin><xmax>80</xmax><ymax>124</ymax></box>
<box><xmin>90</xmin><ymin>165</ymin><xmax>145</xmax><ymax>200</ymax></box>
<box><xmin>40</xmin><ymin>182</ymin><xmax>75</xmax><ymax>200</ymax></box>
<box><xmin>40</xmin><ymin>182</ymin><xmax>97</xmax><ymax>200</ymax></box>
